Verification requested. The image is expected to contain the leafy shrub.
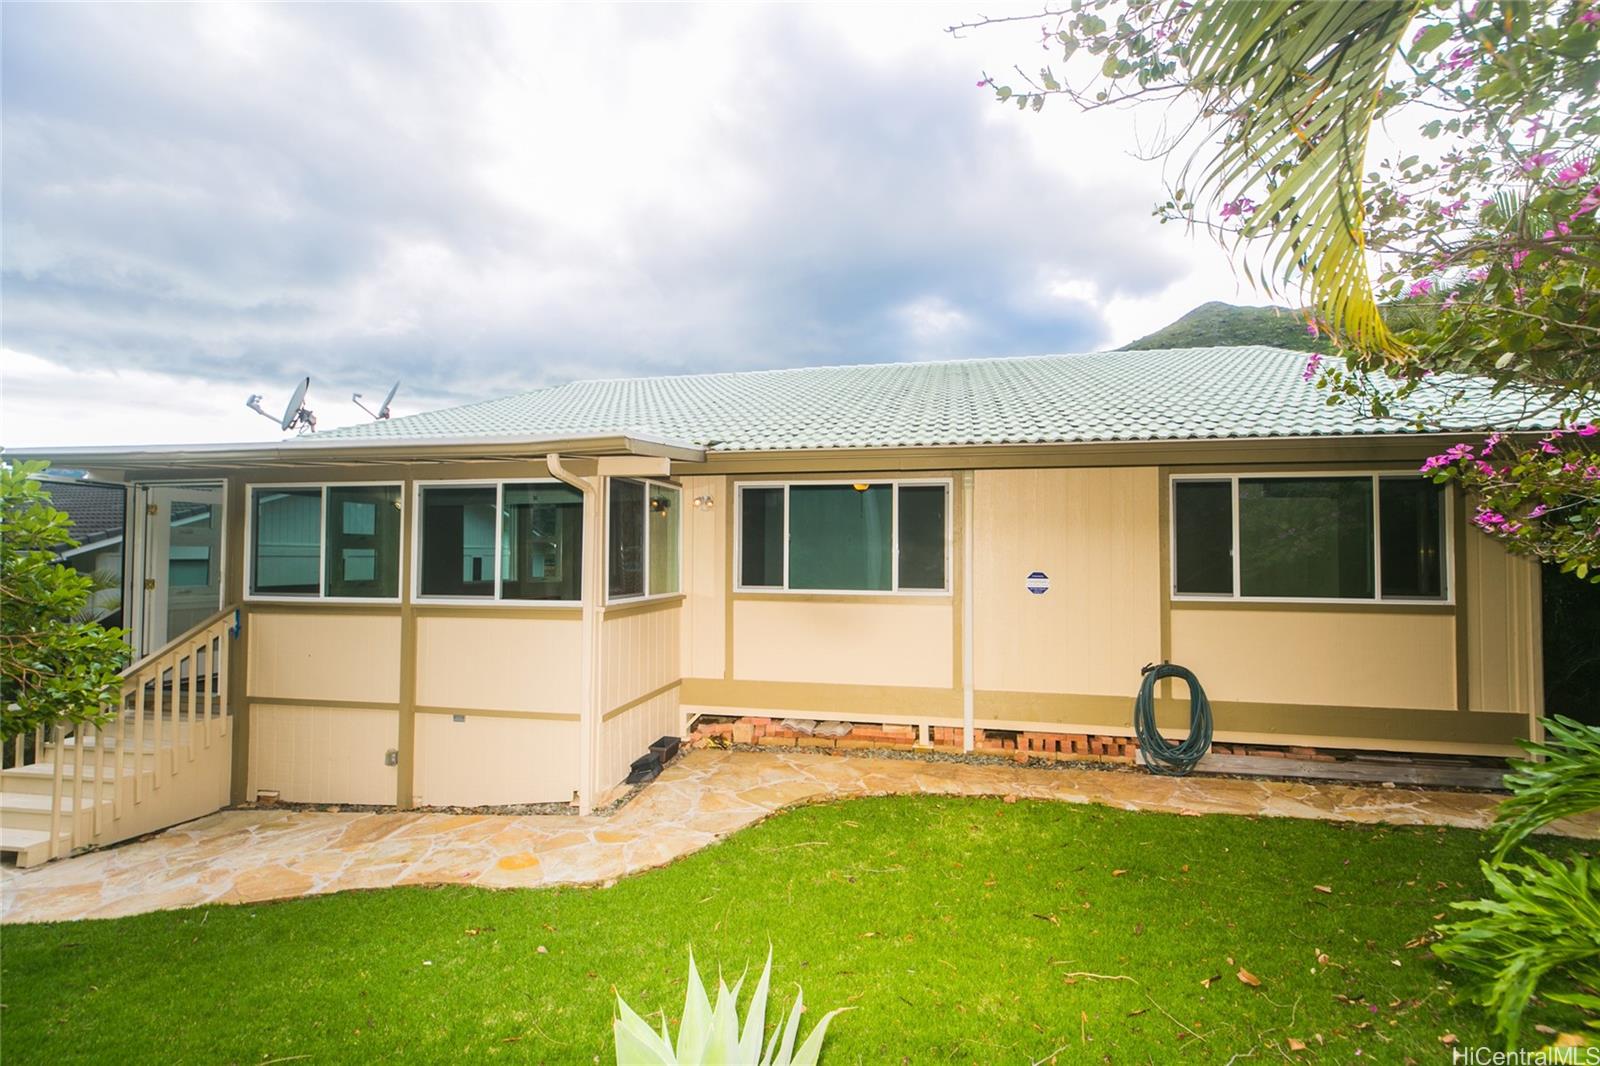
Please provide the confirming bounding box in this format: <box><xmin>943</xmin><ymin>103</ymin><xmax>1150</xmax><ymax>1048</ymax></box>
<box><xmin>613</xmin><ymin>950</ymin><xmax>848</xmax><ymax>1065</ymax></box>
<box><xmin>1432</xmin><ymin>851</ymin><xmax>1600</xmax><ymax>1048</ymax></box>
<box><xmin>1492</xmin><ymin>716</ymin><xmax>1600</xmax><ymax>863</ymax></box>
<box><xmin>1</xmin><ymin>461</ymin><xmax>129</xmax><ymax>741</ymax></box>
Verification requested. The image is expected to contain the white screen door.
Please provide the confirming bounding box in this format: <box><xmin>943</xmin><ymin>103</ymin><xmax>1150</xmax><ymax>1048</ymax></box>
<box><xmin>139</xmin><ymin>484</ymin><xmax>225</xmax><ymax>655</ymax></box>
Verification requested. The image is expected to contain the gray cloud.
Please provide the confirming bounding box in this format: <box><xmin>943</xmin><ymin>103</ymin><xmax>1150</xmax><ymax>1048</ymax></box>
<box><xmin>3</xmin><ymin>4</ymin><xmax>1192</xmax><ymax>409</ymax></box>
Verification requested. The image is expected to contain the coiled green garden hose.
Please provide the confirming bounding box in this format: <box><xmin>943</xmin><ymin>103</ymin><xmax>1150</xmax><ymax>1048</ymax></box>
<box><xmin>1133</xmin><ymin>662</ymin><xmax>1213</xmax><ymax>776</ymax></box>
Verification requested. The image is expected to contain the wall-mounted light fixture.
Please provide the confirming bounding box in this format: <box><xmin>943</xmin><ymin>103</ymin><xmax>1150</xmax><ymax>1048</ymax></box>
<box><xmin>693</xmin><ymin>494</ymin><xmax>715</xmax><ymax>511</ymax></box>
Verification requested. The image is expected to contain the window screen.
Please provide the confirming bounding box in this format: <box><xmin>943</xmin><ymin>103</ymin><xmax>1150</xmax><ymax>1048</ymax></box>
<box><xmin>740</xmin><ymin>487</ymin><xmax>784</xmax><ymax>587</ymax></box>
<box><xmin>1173</xmin><ymin>481</ymin><xmax>1233</xmax><ymax>595</ymax></box>
<box><xmin>501</xmin><ymin>483</ymin><xmax>582</xmax><ymax>601</ymax></box>
<box><xmin>896</xmin><ymin>485</ymin><xmax>947</xmax><ymax>590</ymax></box>
<box><xmin>251</xmin><ymin>488</ymin><xmax>321</xmax><ymax>595</ymax></box>
<box><xmin>325</xmin><ymin>485</ymin><xmax>401</xmax><ymax>598</ymax></box>
<box><xmin>1379</xmin><ymin>479</ymin><xmax>1446</xmax><ymax>599</ymax></box>
<box><xmin>418</xmin><ymin>486</ymin><xmax>497</xmax><ymax>597</ymax></box>
<box><xmin>608</xmin><ymin>479</ymin><xmax>646</xmax><ymax>599</ymax></box>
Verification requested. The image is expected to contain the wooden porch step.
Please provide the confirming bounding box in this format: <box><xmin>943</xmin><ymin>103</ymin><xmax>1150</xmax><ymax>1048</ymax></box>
<box><xmin>0</xmin><ymin>791</ymin><xmax>109</xmax><ymax>815</ymax></box>
<box><xmin>0</xmin><ymin>827</ymin><xmax>70</xmax><ymax>868</ymax></box>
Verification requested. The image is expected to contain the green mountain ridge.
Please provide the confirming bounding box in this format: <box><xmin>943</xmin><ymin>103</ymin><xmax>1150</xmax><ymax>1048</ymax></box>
<box><xmin>1115</xmin><ymin>300</ymin><xmax>1334</xmax><ymax>354</ymax></box>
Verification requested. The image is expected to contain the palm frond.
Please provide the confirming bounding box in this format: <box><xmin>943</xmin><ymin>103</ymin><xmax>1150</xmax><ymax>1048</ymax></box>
<box><xmin>1174</xmin><ymin>0</ymin><xmax>1422</xmax><ymax>352</ymax></box>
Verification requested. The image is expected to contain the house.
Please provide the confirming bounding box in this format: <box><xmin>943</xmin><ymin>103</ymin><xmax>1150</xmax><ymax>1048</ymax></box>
<box><xmin>5</xmin><ymin>345</ymin><xmax>1548</xmax><ymax>854</ymax></box>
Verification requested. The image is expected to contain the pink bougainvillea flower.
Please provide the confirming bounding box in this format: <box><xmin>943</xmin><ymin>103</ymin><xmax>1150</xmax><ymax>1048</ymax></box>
<box><xmin>1528</xmin><ymin>504</ymin><xmax>1548</xmax><ymax>519</ymax></box>
<box><xmin>1581</xmin><ymin>9</ymin><xmax>1600</xmax><ymax>24</ymax></box>
<box><xmin>1443</xmin><ymin>45</ymin><xmax>1477</xmax><ymax>71</ymax></box>
<box><xmin>1220</xmin><ymin>196</ymin><xmax>1256</xmax><ymax>218</ymax></box>
<box><xmin>1555</xmin><ymin>159</ymin><xmax>1591</xmax><ymax>184</ymax></box>
<box><xmin>1406</xmin><ymin>278</ymin><xmax>1434</xmax><ymax>297</ymax></box>
<box><xmin>1475</xmin><ymin>460</ymin><xmax>1496</xmax><ymax>477</ymax></box>
<box><xmin>1521</xmin><ymin>151</ymin><xmax>1558</xmax><ymax>172</ymax></box>
<box><xmin>1579</xmin><ymin>423</ymin><xmax>1599</xmax><ymax>437</ymax></box>
<box><xmin>1481</xmin><ymin>432</ymin><xmax>1503</xmax><ymax>456</ymax></box>
<box><xmin>1571</xmin><ymin>185</ymin><xmax>1600</xmax><ymax>219</ymax></box>
<box><xmin>1541</xmin><ymin>439</ymin><xmax>1562</xmax><ymax>454</ymax></box>
<box><xmin>1305</xmin><ymin>320</ymin><xmax>1320</xmax><ymax>338</ymax></box>
<box><xmin>976</xmin><ymin>78</ymin><xmax>990</xmax><ymax>88</ymax></box>
<box><xmin>1442</xmin><ymin>292</ymin><xmax>1458</xmax><ymax>311</ymax></box>
<box><xmin>1467</xmin><ymin>266</ymin><xmax>1490</xmax><ymax>282</ymax></box>
<box><xmin>1302</xmin><ymin>352</ymin><xmax>1323</xmax><ymax>383</ymax></box>
<box><xmin>1440</xmin><ymin>199</ymin><xmax>1469</xmax><ymax>217</ymax></box>
<box><xmin>1511</xmin><ymin>249</ymin><xmax>1531</xmax><ymax>270</ymax></box>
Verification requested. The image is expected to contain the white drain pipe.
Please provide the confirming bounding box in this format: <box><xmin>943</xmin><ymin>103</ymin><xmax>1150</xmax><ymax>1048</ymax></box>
<box><xmin>962</xmin><ymin>470</ymin><xmax>975</xmax><ymax>753</ymax></box>
<box><xmin>548</xmin><ymin>454</ymin><xmax>601</xmax><ymax>815</ymax></box>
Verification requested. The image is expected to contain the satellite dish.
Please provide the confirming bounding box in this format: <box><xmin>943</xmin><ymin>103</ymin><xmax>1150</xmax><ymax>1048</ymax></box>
<box><xmin>352</xmin><ymin>380</ymin><xmax>401</xmax><ymax>420</ymax></box>
<box><xmin>245</xmin><ymin>376</ymin><xmax>316</xmax><ymax>434</ymax></box>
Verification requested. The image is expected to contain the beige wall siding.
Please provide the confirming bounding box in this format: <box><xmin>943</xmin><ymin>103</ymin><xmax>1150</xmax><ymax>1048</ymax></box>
<box><xmin>972</xmin><ymin>467</ymin><xmax>1162</xmax><ymax>697</ymax></box>
<box><xmin>413</xmin><ymin>713</ymin><xmax>579</xmax><ymax>806</ymax></box>
<box><xmin>681</xmin><ymin>475</ymin><xmax>727</xmax><ymax>680</ymax></box>
<box><xmin>415</xmin><ymin>615</ymin><xmax>581</xmax><ymax>714</ymax></box>
<box><xmin>1464</xmin><ymin>533</ymin><xmax>1543</xmax><ymax>716</ymax></box>
<box><xmin>247</xmin><ymin>704</ymin><xmax>399</xmax><ymax>804</ymax></box>
<box><xmin>1168</xmin><ymin>609</ymin><xmax>1458</xmax><ymax>710</ymax></box>
<box><xmin>601</xmin><ymin>605</ymin><xmax>681</xmax><ymax>712</ymax></box>
<box><xmin>247</xmin><ymin>611</ymin><xmax>400</xmax><ymax>704</ymax></box>
<box><xmin>731</xmin><ymin>599</ymin><xmax>953</xmax><ymax>688</ymax></box>
<box><xmin>601</xmin><ymin>687</ymin><xmax>681</xmax><ymax>789</ymax></box>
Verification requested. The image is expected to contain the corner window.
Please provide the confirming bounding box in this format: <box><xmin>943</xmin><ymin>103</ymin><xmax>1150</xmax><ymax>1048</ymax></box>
<box><xmin>1170</xmin><ymin>474</ymin><xmax>1447</xmax><ymax>601</ymax></box>
<box><xmin>417</xmin><ymin>481</ymin><xmax>583</xmax><ymax>602</ymax></box>
<box><xmin>249</xmin><ymin>484</ymin><xmax>401</xmax><ymax>599</ymax></box>
<box><xmin>735</xmin><ymin>481</ymin><xmax>950</xmax><ymax>593</ymax></box>
<box><xmin>607</xmin><ymin>478</ymin><xmax>678</xmax><ymax>601</ymax></box>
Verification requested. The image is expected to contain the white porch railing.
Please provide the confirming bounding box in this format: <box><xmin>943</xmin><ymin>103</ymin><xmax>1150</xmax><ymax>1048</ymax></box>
<box><xmin>5</xmin><ymin>607</ymin><xmax>237</xmax><ymax>863</ymax></box>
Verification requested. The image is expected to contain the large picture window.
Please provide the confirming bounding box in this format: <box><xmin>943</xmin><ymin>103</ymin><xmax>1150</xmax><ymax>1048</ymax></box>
<box><xmin>735</xmin><ymin>480</ymin><xmax>950</xmax><ymax>593</ymax></box>
<box><xmin>417</xmin><ymin>481</ymin><xmax>584</xmax><ymax>602</ymax></box>
<box><xmin>607</xmin><ymin>478</ymin><xmax>679</xmax><ymax>601</ymax></box>
<box><xmin>249</xmin><ymin>484</ymin><xmax>401</xmax><ymax>599</ymax></box>
<box><xmin>1171</xmin><ymin>474</ymin><xmax>1448</xmax><ymax>602</ymax></box>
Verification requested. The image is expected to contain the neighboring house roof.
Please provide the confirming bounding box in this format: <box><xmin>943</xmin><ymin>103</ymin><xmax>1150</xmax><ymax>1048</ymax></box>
<box><xmin>38</xmin><ymin>477</ymin><xmax>125</xmax><ymax>552</ymax></box>
<box><xmin>309</xmin><ymin>346</ymin><xmax>1538</xmax><ymax>453</ymax></box>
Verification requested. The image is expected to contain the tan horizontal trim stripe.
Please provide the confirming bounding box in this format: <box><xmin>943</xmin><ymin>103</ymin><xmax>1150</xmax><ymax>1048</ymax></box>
<box><xmin>680</xmin><ymin>678</ymin><xmax>962</xmax><ymax>717</ymax></box>
<box><xmin>681</xmin><ymin>679</ymin><xmax>1529</xmax><ymax>748</ymax></box>
<box><xmin>602</xmin><ymin>679</ymin><xmax>682</xmax><ymax>721</ymax></box>
<box><xmin>247</xmin><ymin>696</ymin><xmax>400</xmax><ymax>711</ymax></box>
<box><xmin>244</xmin><ymin>603</ymin><xmax>402</xmax><ymax>616</ymax></box>
<box><xmin>731</xmin><ymin>593</ymin><xmax>953</xmax><ymax>606</ymax></box>
<box><xmin>410</xmin><ymin>605</ymin><xmax>582</xmax><ymax>620</ymax></box>
<box><xmin>413</xmin><ymin>705</ymin><xmax>580</xmax><ymax>722</ymax></box>
<box><xmin>976</xmin><ymin>690</ymin><xmax>1527</xmax><ymax>746</ymax></box>
<box><xmin>602</xmin><ymin>595</ymin><xmax>684</xmax><ymax>619</ymax></box>
<box><xmin>1169</xmin><ymin>599</ymin><xmax>1455</xmax><ymax>616</ymax></box>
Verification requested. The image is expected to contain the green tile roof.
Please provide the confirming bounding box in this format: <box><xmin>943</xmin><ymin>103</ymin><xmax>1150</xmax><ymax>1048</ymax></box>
<box><xmin>309</xmin><ymin>346</ymin><xmax>1537</xmax><ymax>453</ymax></box>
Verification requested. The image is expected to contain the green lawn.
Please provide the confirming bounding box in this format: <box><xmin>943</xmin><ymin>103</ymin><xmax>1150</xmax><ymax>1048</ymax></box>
<box><xmin>2</xmin><ymin>796</ymin><xmax>1584</xmax><ymax>1063</ymax></box>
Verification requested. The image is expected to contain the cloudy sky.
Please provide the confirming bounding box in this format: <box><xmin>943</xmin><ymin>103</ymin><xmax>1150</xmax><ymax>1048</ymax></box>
<box><xmin>3</xmin><ymin>3</ymin><xmax>1265</xmax><ymax>447</ymax></box>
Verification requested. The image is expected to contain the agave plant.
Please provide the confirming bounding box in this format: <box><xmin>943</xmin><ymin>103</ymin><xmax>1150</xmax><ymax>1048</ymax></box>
<box><xmin>613</xmin><ymin>949</ymin><xmax>848</xmax><ymax>1065</ymax></box>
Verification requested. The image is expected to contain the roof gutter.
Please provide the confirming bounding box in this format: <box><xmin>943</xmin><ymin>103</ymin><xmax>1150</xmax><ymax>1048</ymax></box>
<box><xmin>2</xmin><ymin>430</ymin><xmax>706</xmax><ymax>471</ymax></box>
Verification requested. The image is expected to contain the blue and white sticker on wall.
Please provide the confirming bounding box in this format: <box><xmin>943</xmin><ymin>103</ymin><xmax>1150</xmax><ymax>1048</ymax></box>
<box><xmin>1025</xmin><ymin>571</ymin><xmax>1050</xmax><ymax>595</ymax></box>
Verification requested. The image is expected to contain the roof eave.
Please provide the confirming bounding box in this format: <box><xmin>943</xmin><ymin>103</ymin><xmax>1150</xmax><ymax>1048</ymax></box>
<box><xmin>3</xmin><ymin>431</ymin><xmax>707</xmax><ymax>471</ymax></box>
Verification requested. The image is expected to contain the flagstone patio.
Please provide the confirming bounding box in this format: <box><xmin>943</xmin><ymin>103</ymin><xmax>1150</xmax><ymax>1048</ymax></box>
<box><xmin>4</xmin><ymin>748</ymin><xmax>1595</xmax><ymax>924</ymax></box>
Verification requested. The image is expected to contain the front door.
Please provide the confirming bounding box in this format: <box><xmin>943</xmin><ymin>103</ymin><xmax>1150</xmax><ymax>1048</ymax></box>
<box><xmin>138</xmin><ymin>483</ymin><xmax>225</xmax><ymax>655</ymax></box>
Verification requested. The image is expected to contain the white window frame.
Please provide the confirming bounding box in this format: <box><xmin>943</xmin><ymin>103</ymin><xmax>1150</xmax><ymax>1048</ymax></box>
<box><xmin>245</xmin><ymin>481</ymin><xmax>404</xmax><ymax>604</ymax></box>
<box><xmin>411</xmin><ymin>478</ymin><xmax>585</xmax><ymax>607</ymax></box>
<box><xmin>733</xmin><ymin>478</ymin><xmax>953</xmax><ymax>596</ymax></box>
<box><xmin>605</xmin><ymin>477</ymin><xmax>683</xmax><ymax>605</ymax></box>
<box><xmin>1168</xmin><ymin>471</ymin><xmax>1455</xmax><ymax>605</ymax></box>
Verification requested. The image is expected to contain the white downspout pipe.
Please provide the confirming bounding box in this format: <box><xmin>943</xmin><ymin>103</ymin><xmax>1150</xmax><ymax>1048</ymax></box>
<box><xmin>548</xmin><ymin>454</ymin><xmax>601</xmax><ymax>815</ymax></box>
<box><xmin>962</xmin><ymin>470</ymin><xmax>975</xmax><ymax>753</ymax></box>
